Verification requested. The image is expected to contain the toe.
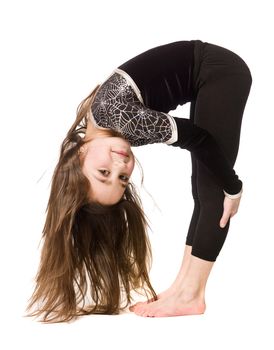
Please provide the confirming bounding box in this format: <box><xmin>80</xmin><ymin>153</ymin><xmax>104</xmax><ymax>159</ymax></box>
<box><xmin>129</xmin><ymin>301</ymin><xmax>146</xmax><ymax>312</ymax></box>
<box><xmin>129</xmin><ymin>305</ymin><xmax>135</xmax><ymax>312</ymax></box>
<box><xmin>135</xmin><ymin>305</ymin><xmax>154</xmax><ymax>317</ymax></box>
<box><xmin>129</xmin><ymin>301</ymin><xmax>144</xmax><ymax>311</ymax></box>
<box><xmin>134</xmin><ymin>305</ymin><xmax>146</xmax><ymax>316</ymax></box>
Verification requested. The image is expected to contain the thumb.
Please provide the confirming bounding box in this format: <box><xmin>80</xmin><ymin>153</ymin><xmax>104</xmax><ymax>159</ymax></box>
<box><xmin>220</xmin><ymin>214</ymin><xmax>229</xmax><ymax>228</ymax></box>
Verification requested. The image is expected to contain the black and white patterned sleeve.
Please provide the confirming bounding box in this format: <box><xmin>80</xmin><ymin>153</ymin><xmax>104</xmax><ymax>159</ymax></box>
<box><xmin>90</xmin><ymin>72</ymin><xmax>177</xmax><ymax>146</ymax></box>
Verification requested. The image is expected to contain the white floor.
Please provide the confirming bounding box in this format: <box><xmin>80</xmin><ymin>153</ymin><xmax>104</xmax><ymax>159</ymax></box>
<box><xmin>3</xmin><ymin>292</ymin><xmax>273</xmax><ymax>350</ymax></box>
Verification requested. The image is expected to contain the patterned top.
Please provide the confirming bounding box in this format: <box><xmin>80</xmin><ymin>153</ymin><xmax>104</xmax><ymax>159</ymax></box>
<box><xmin>91</xmin><ymin>69</ymin><xmax>178</xmax><ymax>147</ymax></box>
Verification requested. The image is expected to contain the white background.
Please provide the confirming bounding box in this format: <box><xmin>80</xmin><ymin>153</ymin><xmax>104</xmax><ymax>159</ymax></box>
<box><xmin>0</xmin><ymin>0</ymin><xmax>273</xmax><ymax>349</ymax></box>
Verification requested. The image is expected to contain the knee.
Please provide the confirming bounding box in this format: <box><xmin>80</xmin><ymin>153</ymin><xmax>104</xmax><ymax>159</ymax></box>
<box><xmin>244</xmin><ymin>69</ymin><xmax>252</xmax><ymax>90</ymax></box>
<box><xmin>197</xmin><ymin>174</ymin><xmax>224</xmax><ymax>202</ymax></box>
<box><xmin>198</xmin><ymin>187</ymin><xmax>224</xmax><ymax>210</ymax></box>
<box><xmin>240</xmin><ymin>61</ymin><xmax>252</xmax><ymax>90</ymax></box>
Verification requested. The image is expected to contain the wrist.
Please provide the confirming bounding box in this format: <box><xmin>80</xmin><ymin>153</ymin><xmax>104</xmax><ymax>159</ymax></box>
<box><xmin>223</xmin><ymin>187</ymin><xmax>243</xmax><ymax>199</ymax></box>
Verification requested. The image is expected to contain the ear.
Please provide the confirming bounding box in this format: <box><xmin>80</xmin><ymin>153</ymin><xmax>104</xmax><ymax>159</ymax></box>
<box><xmin>78</xmin><ymin>145</ymin><xmax>86</xmax><ymax>155</ymax></box>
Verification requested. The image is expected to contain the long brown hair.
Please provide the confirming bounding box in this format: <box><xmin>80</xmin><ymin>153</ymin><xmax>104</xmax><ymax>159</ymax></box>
<box><xmin>26</xmin><ymin>86</ymin><xmax>157</xmax><ymax>323</ymax></box>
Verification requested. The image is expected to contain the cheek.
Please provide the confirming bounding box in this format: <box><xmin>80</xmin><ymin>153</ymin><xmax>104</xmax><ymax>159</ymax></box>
<box><xmin>82</xmin><ymin>155</ymin><xmax>99</xmax><ymax>177</ymax></box>
<box><xmin>86</xmin><ymin>152</ymin><xmax>99</xmax><ymax>166</ymax></box>
<box><xmin>86</xmin><ymin>147</ymin><xmax>109</xmax><ymax>167</ymax></box>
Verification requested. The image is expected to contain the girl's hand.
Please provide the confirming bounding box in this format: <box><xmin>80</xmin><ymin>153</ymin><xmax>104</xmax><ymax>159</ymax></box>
<box><xmin>219</xmin><ymin>195</ymin><xmax>242</xmax><ymax>228</ymax></box>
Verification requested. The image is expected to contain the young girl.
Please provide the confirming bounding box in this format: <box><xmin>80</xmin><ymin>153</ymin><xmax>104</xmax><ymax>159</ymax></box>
<box><xmin>26</xmin><ymin>39</ymin><xmax>252</xmax><ymax>322</ymax></box>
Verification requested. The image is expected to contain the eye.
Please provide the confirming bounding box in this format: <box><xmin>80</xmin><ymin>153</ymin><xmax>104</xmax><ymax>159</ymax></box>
<box><xmin>98</xmin><ymin>170</ymin><xmax>129</xmax><ymax>182</ymax></box>
<box><xmin>119</xmin><ymin>174</ymin><xmax>129</xmax><ymax>182</ymax></box>
<box><xmin>99</xmin><ymin>169</ymin><xmax>109</xmax><ymax>176</ymax></box>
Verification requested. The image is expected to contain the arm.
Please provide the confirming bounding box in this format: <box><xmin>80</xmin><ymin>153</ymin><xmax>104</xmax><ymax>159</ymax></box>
<box><xmin>170</xmin><ymin>116</ymin><xmax>243</xmax><ymax>229</ymax></box>
<box><xmin>91</xmin><ymin>72</ymin><xmax>176</xmax><ymax>146</ymax></box>
<box><xmin>169</xmin><ymin>116</ymin><xmax>243</xmax><ymax>196</ymax></box>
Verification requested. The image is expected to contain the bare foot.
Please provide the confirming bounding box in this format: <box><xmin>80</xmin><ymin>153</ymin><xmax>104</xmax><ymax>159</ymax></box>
<box><xmin>129</xmin><ymin>284</ymin><xmax>179</xmax><ymax>312</ymax></box>
<box><xmin>133</xmin><ymin>290</ymin><xmax>206</xmax><ymax>317</ymax></box>
<box><xmin>129</xmin><ymin>245</ymin><xmax>193</xmax><ymax>312</ymax></box>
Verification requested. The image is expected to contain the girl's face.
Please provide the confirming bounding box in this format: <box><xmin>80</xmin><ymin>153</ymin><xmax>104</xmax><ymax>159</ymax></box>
<box><xmin>81</xmin><ymin>136</ymin><xmax>135</xmax><ymax>204</ymax></box>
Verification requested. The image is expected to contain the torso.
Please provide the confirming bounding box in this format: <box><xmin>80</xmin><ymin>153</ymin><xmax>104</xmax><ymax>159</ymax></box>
<box><xmin>118</xmin><ymin>40</ymin><xmax>196</xmax><ymax>112</ymax></box>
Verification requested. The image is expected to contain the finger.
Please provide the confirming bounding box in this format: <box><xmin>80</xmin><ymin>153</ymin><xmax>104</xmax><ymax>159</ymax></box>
<box><xmin>220</xmin><ymin>214</ymin><xmax>230</xmax><ymax>228</ymax></box>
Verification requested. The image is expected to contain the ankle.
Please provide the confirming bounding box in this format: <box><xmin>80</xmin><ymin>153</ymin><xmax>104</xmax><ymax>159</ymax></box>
<box><xmin>177</xmin><ymin>284</ymin><xmax>205</xmax><ymax>301</ymax></box>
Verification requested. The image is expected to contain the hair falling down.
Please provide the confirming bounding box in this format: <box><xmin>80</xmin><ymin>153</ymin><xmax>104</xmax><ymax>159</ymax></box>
<box><xmin>25</xmin><ymin>86</ymin><xmax>157</xmax><ymax>323</ymax></box>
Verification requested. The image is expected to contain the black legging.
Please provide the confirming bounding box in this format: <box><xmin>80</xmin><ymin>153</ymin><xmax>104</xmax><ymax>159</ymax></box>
<box><xmin>187</xmin><ymin>41</ymin><xmax>252</xmax><ymax>261</ymax></box>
